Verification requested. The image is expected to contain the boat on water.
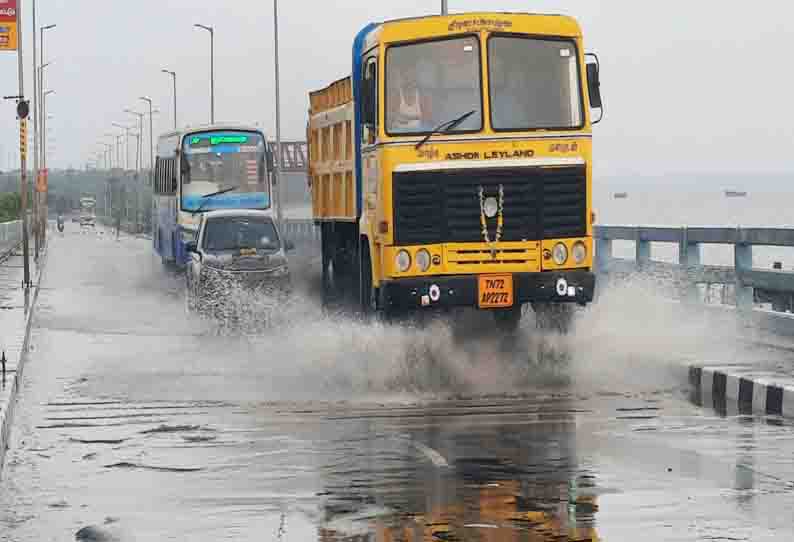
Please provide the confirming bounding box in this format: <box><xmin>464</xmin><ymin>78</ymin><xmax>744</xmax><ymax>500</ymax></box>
<box><xmin>724</xmin><ymin>190</ymin><xmax>748</xmax><ymax>198</ymax></box>
<box><xmin>613</xmin><ymin>192</ymin><xmax>628</xmax><ymax>199</ymax></box>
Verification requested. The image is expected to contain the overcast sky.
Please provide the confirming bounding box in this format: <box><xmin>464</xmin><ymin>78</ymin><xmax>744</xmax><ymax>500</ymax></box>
<box><xmin>0</xmin><ymin>0</ymin><xmax>792</xmax><ymax>178</ymax></box>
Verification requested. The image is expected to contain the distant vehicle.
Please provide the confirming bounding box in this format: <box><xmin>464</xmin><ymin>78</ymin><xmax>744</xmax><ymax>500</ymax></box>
<box><xmin>153</xmin><ymin>124</ymin><xmax>275</xmax><ymax>269</ymax></box>
<box><xmin>57</xmin><ymin>215</ymin><xmax>64</xmax><ymax>232</ymax></box>
<box><xmin>613</xmin><ymin>192</ymin><xmax>628</xmax><ymax>199</ymax></box>
<box><xmin>80</xmin><ymin>196</ymin><xmax>97</xmax><ymax>227</ymax></box>
<box><xmin>185</xmin><ymin>209</ymin><xmax>293</xmax><ymax>313</ymax></box>
<box><xmin>725</xmin><ymin>190</ymin><xmax>748</xmax><ymax>198</ymax></box>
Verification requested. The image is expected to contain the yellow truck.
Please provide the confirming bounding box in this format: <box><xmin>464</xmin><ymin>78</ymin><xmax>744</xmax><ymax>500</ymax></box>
<box><xmin>308</xmin><ymin>12</ymin><xmax>603</xmax><ymax>331</ymax></box>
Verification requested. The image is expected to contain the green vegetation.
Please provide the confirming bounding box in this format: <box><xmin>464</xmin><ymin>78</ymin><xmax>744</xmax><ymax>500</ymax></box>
<box><xmin>0</xmin><ymin>192</ymin><xmax>20</xmax><ymax>222</ymax></box>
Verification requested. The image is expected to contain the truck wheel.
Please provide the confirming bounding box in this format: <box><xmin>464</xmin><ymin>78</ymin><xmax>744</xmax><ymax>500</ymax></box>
<box><xmin>532</xmin><ymin>303</ymin><xmax>574</xmax><ymax>334</ymax></box>
<box><xmin>492</xmin><ymin>306</ymin><xmax>522</xmax><ymax>334</ymax></box>
<box><xmin>359</xmin><ymin>242</ymin><xmax>378</xmax><ymax>316</ymax></box>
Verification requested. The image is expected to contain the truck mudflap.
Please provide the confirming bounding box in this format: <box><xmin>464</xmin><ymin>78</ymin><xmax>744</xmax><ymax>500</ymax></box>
<box><xmin>379</xmin><ymin>270</ymin><xmax>595</xmax><ymax>311</ymax></box>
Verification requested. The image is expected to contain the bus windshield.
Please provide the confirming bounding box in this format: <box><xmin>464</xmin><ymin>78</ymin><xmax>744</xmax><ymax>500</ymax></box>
<box><xmin>181</xmin><ymin>130</ymin><xmax>269</xmax><ymax>212</ymax></box>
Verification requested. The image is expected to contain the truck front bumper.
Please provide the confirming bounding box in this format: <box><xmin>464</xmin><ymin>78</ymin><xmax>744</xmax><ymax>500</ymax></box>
<box><xmin>379</xmin><ymin>270</ymin><xmax>595</xmax><ymax>311</ymax></box>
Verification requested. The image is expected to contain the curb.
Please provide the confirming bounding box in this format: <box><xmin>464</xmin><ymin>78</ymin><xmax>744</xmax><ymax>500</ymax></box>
<box><xmin>689</xmin><ymin>365</ymin><xmax>794</xmax><ymax>418</ymax></box>
<box><xmin>0</xmin><ymin>248</ymin><xmax>45</xmax><ymax>475</ymax></box>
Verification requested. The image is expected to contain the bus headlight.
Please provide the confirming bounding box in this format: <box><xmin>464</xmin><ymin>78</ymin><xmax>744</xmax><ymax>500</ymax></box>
<box><xmin>416</xmin><ymin>249</ymin><xmax>431</xmax><ymax>272</ymax></box>
<box><xmin>395</xmin><ymin>250</ymin><xmax>411</xmax><ymax>272</ymax></box>
<box><xmin>572</xmin><ymin>241</ymin><xmax>587</xmax><ymax>264</ymax></box>
<box><xmin>552</xmin><ymin>243</ymin><xmax>568</xmax><ymax>265</ymax></box>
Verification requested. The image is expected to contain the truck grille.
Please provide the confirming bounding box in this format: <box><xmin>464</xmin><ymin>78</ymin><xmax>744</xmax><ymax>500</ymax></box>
<box><xmin>393</xmin><ymin>165</ymin><xmax>587</xmax><ymax>246</ymax></box>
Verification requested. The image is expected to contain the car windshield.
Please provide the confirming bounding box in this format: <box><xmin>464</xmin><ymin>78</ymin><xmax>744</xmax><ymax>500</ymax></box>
<box><xmin>488</xmin><ymin>36</ymin><xmax>583</xmax><ymax>130</ymax></box>
<box><xmin>203</xmin><ymin>216</ymin><xmax>280</xmax><ymax>252</ymax></box>
<box><xmin>386</xmin><ymin>36</ymin><xmax>482</xmax><ymax>134</ymax></box>
<box><xmin>181</xmin><ymin>131</ymin><xmax>270</xmax><ymax>212</ymax></box>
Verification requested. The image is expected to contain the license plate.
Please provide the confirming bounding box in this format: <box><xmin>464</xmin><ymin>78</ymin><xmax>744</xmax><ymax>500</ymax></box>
<box><xmin>478</xmin><ymin>274</ymin><xmax>514</xmax><ymax>308</ymax></box>
<box><xmin>239</xmin><ymin>248</ymin><xmax>257</xmax><ymax>257</ymax></box>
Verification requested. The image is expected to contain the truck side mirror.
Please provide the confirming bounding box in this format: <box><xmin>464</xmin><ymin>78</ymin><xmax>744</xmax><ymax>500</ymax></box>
<box><xmin>585</xmin><ymin>54</ymin><xmax>603</xmax><ymax>123</ymax></box>
<box><xmin>285</xmin><ymin>240</ymin><xmax>295</xmax><ymax>252</ymax></box>
<box><xmin>186</xmin><ymin>241</ymin><xmax>198</xmax><ymax>254</ymax></box>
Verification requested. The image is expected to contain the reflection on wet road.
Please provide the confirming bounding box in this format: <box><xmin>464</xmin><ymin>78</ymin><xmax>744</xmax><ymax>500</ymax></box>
<box><xmin>0</xmin><ymin>226</ymin><xmax>793</xmax><ymax>541</ymax></box>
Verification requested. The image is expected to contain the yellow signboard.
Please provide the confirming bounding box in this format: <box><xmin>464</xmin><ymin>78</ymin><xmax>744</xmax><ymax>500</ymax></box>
<box><xmin>0</xmin><ymin>21</ymin><xmax>17</xmax><ymax>51</ymax></box>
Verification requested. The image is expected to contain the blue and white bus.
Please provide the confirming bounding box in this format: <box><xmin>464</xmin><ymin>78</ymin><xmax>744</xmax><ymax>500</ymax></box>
<box><xmin>153</xmin><ymin>124</ymin><xmax>274</xmax><ymax>267</ymax></box>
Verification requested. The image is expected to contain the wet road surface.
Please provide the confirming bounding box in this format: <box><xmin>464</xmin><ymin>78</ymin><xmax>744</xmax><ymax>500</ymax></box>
<box><xmin>1</xmin><ymin>225</ymin><xmax>793</xmax><ymax>541</ymax></box>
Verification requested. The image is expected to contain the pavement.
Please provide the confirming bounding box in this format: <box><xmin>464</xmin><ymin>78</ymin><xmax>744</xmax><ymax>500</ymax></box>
<box><xmin>0</xmin><ymin>240</ymin><xmax>45</xmax><ymax>476</ymax></box>
<box><xmin>0</xmin><ymin>224</ymin><xmax>793</xmax><ymax>541</ymax></box>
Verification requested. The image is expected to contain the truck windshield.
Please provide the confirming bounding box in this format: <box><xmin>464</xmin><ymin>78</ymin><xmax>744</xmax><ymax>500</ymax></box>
<box><xmin>181</xmin><ymin>131</ymin><xmax>269</xmax><ymax>212</ymax></box>
<box><xmin>203</xmin><ymin>216</ymin><xmax>280</xmax><ymax>253</ymax></box>
<box><xmin>488</xmin><ymin>36</ymin><xmax>583</xmax><ymax>131</ymax></box>
<box><xmin>386</xmin><ymin>36</ymin><xmax>482</xmax><ymax>135</ymax></box>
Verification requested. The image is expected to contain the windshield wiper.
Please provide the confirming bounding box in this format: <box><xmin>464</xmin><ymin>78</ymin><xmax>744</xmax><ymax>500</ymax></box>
<box><xmin>415</xmin><ymin>110</ymin><xmax>477</xmax><ymax>150</ymax></box>
<box><xmin>192</xmin><ymin>186</ymin><xmax>237</xmax><ymax>214</ymax></box>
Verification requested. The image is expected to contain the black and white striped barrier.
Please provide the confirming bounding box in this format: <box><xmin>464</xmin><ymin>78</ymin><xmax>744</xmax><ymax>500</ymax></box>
<box><xmin>689</xmin><ymin>365</ymin><xmax>794</xmax><ymax>417</ymax></box>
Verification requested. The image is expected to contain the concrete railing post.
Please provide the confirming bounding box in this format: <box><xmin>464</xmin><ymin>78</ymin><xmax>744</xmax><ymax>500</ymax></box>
<box><xmin>595</xmin><ymin>236</ymin><xmax>612</xmax><ymax>274</ymax></box>
<box><xmin>636</xmin><ymin>229</ymin><xmax>651</xmax><ymax>269</ymax></box>
<box><xmin>678</xmin><ymin>227</ymin><xmax>701</xmax><ymax>303</ymax></box>
<box><xmin>735</xmin><ymin>231</ymin><xmax>754</xmax><ymax>314</ymax></box>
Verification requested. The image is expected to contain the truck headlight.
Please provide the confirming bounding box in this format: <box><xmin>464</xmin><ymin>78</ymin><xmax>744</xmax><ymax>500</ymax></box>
<box><xmin>416</xmin><ymin>249</ymin><xmax>431</xmax><ymax>272</ymax></box>
<box><xmin>181</xmin><ymin>229</ymin><xmax>197</xmax><ymax>243</ymax></box>
<box><xmin>552</xmin><ymin>243</ymin><xmax>568</xmax><ymax>265</ymax></box>
<box><xmin>395</xmin><ymin>250</ymin><xmax>411</xmax><ymax>272</ymax></box>
<box><xmin>572</xmin><ymin>241</ymin><xmax>587</xmax><ymax>264</ymax></box>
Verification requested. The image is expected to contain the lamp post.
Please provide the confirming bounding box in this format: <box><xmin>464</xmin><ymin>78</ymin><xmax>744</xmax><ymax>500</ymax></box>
<box><xmin>441</xmin><ymin>0</ymin><xmax>448</xmax><ymax>14</ymax></box>
<box><xmin>112</xmin><ymin>122</ymin><xmax>131</xmax><ymax>170</ymax></box>
<box><xmin>273</xmin><ymin>0</ymin><xmax>284</xmax><ymax>228</ymax></box>
<box><xmin>39</xmin><ymin>25</ymin><xmax>56</xmax><ymax>179</ymax></box>
<box><xmin>161</xmin><ymin>69</ymin><xmax>177</xmax><ymax>129</ymax></box>
<box><xmin>124</xmin><ymin>109</ymin><xmax>145</xmax><ymax>171</ymax></box>
<box><xmin>194</xmin><ymin>24</ymin><xmax>215</xmax><ymax>124</ymax></box>
<box><xmin>138</xmin><ymin>97</ymin><xmax>154</xmax><ymax>181</ymax></box>
<box><xmin>15</xmin><ymin>0</ymin><xmax>30</xmax><ymax>287</ymax></box>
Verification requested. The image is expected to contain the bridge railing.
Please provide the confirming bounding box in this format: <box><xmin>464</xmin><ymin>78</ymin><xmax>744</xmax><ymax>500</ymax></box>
<box><xmin>595</xmin><ymin>225</ymin><xmax>794</xmax><ymax>318</ymax></box>
<box><xmin>0</xmin><ymin>220</ymin><xmax>23</xmax><ymax>251</ymax></box>
<box><xmin>281</xmin><ymin>218</ymin><xmax>319</xmax><ymax>244</ymax></box>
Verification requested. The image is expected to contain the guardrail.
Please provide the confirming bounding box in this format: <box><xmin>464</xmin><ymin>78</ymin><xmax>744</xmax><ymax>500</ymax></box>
<box><xmin>0</xmin><ymin>220</ymin><xmax>23</xmax><ymax>250</ymax></box>
<box><xmin>282</xmin><ymin>218</ymin><xmax>320</xmax><ymax>244</ymax></box>
<box><xmin>595</xmin><ymin>225</ymin><xmax>794</xmax><ymax>334</ymax></box>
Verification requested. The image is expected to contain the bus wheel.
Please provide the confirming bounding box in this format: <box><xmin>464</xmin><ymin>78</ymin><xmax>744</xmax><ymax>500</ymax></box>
<box><xmin>359</xmin><ymin>241</ymin><xmax>378</xmax><ymax>317</ymax></box>
<box><xmin>532</xmin><ymin>303</ymin><xmax>574</xmax><ymax>334</ymax></box>
<box><xmin>492</xmin><ymin>306</ymin><xmax>522</xmax><ymax>334</ymax></box>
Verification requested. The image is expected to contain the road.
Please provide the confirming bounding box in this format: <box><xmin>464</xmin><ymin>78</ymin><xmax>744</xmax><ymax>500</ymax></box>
<box><xmin>0</xmin><ymin>225</ymin><xmax>793</xmax><ymax>541</ymax></box>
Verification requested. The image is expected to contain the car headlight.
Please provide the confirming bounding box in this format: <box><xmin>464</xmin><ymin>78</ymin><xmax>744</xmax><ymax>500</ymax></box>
<box><xmin>181</xmin><ymin>229</ymin><xmax>197</xmax><ymax>243</ymax></box>
<box><xmin>416</xmin><ymin>249</ymin><xmax>431</xmax><ymax>272</ymax></box>
<box><xmin>395</xmin><ymin>250</ymin><xmax>411</xmax><ymax>272</ymax></box>
<box><xmin>552</xmin><ymin>243</ymin><xmax>568</xmax><ymax>265</ymax></box>
<box><xmin>572</xmin><ymin>241</ymin><xmax>587</xmax><ymax>264</ymax></box>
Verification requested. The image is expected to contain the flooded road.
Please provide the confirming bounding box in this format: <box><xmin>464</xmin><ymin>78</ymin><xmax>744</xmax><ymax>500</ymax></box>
<box><xmin>1</xmin><ymin>226</ymin><xmax>793</xmax><ymax>541</ymax></box>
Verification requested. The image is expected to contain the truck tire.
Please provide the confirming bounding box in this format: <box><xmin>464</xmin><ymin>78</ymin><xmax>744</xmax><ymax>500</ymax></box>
<box><xmin>492</xmin><ymin>306</ymin><xmax>522</xmax><ymax>334</ymax></box>
<box><xmin>359</xmin><ymin>241</ymin><xmax>378</xmax><ymax>316</ymax></box>
<box><xmin>532</xmin><ymin>303</ymin><xmax>574</xmax><ymax>334</ymax></box>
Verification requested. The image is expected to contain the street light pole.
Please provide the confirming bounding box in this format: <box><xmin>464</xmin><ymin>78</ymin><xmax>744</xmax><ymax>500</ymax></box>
<box><xmin>124</xmin><ymin>109</ymin><xmax>145</xmax><ymax>170</ymax></box>
<box><xmin>15</xmin><ymin>1</ymin><xmax>30</xmax><ymax>287</ymax></box>
<box><xmin>273</xmin><ymin>0</ymin><xmax>284</xmax><ymax>228</ymax></box>
<box><xmin>112</xmin><ymin>123</ymin><xmax>131</xmax><ymax>170</ymax></box>
<box><xmin>41</xmin><ymin>90</ymin><xmax>54</xmax><ymax>247</ymax></box>
<box><xmin>161</xmin><ymin>69</ymin><xmax>177</xmax><ymax>129</ymax></box>
<box><xmin>139</xmin><ymin>97</ymin><xmax>154</xmax><ymax>178</ymax></box>
<box><xmin>441</xmin><ymin>0</ymin><xmax>448</xmax><ymax>14</ymax></box>
<box><xmin>194</xmin><ymin>24</ymin><xmax>214</xmax><ymax>124</ymax></box>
